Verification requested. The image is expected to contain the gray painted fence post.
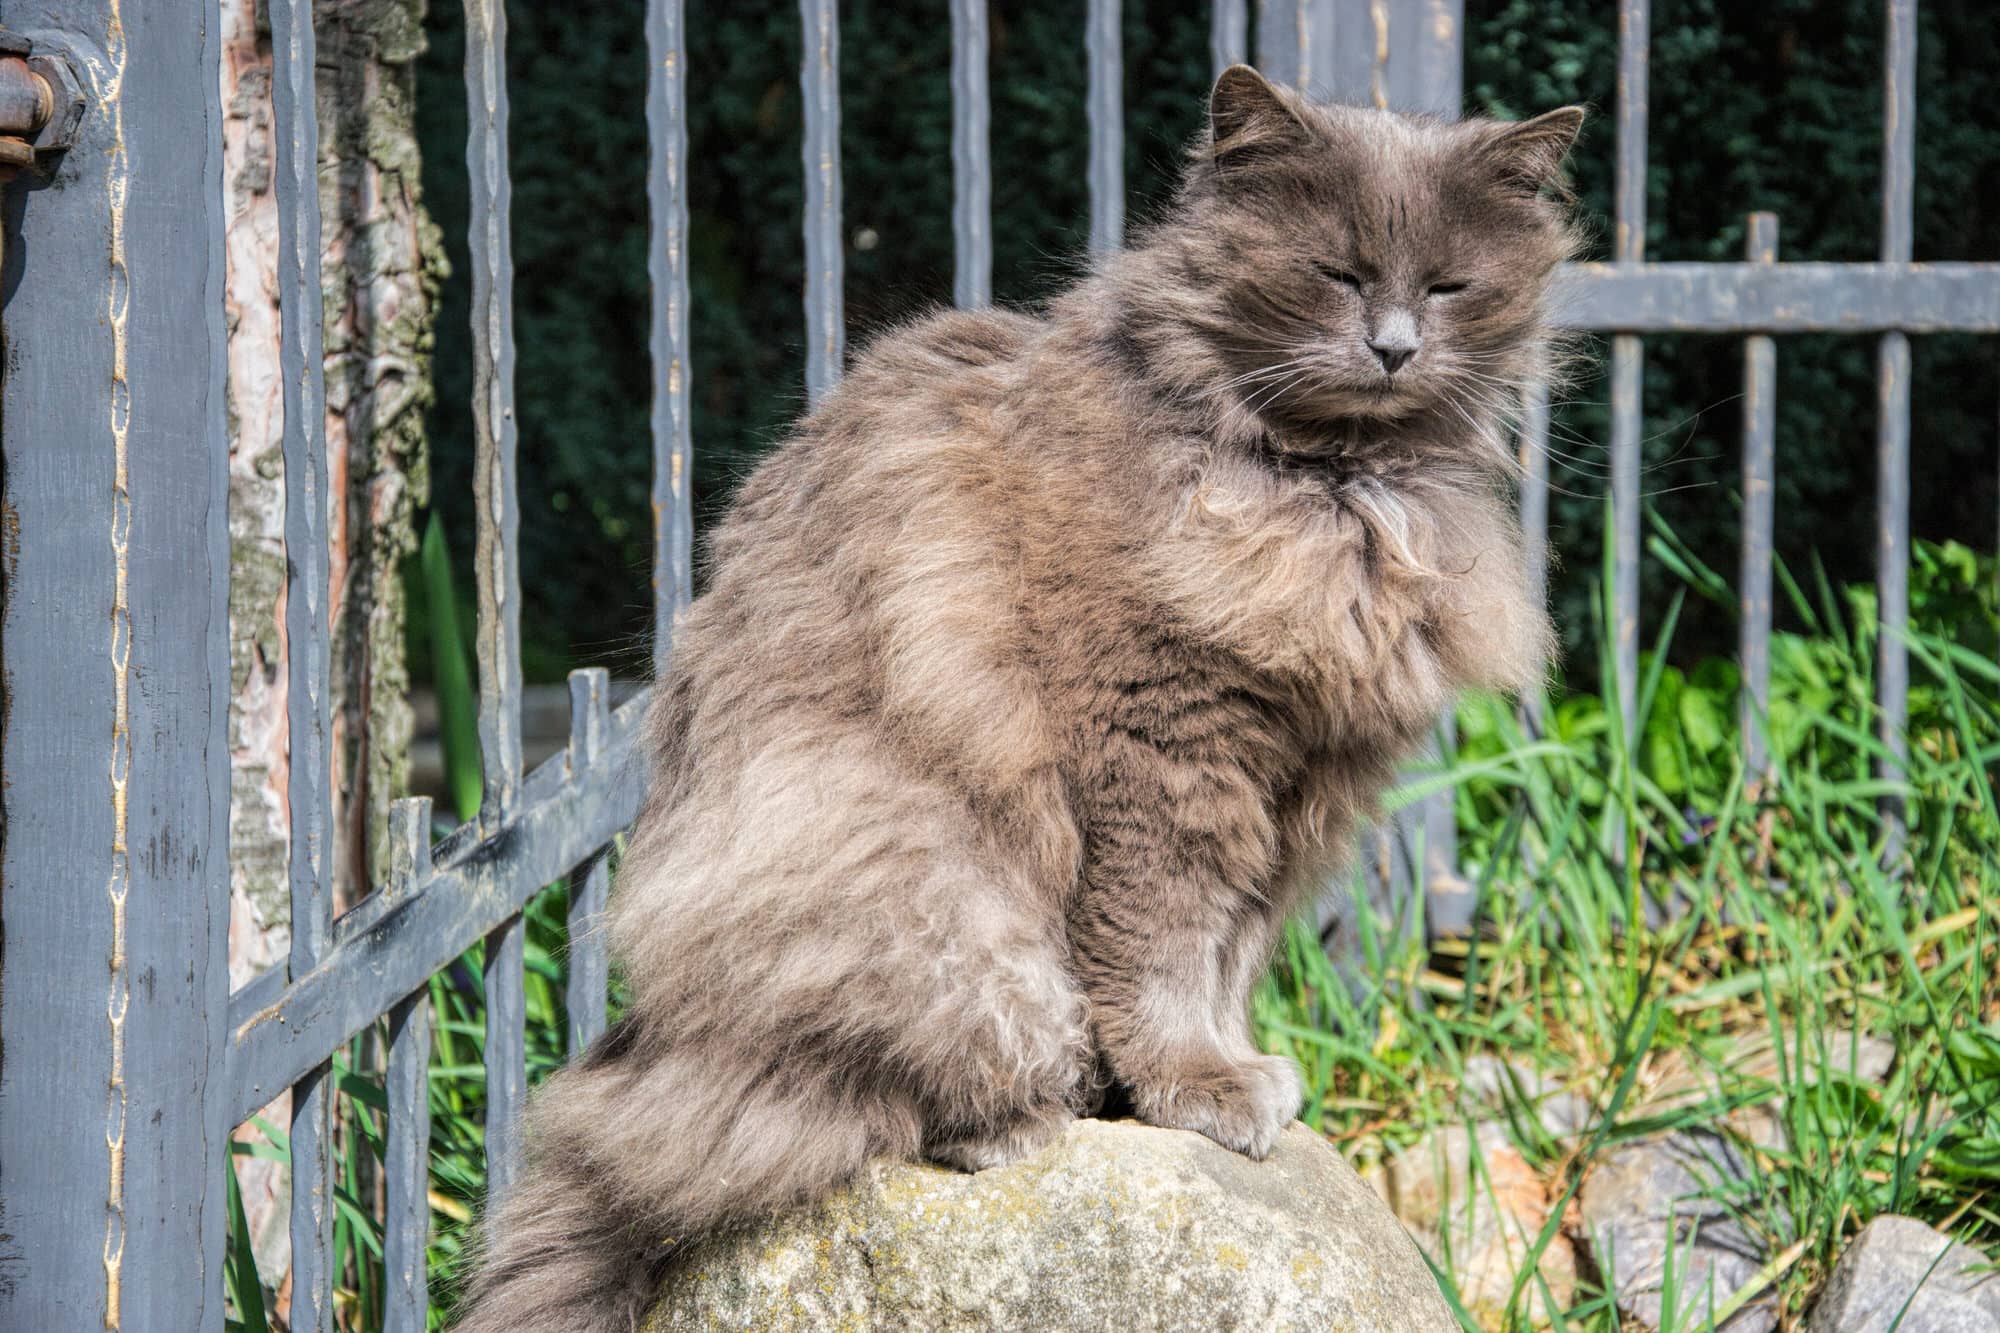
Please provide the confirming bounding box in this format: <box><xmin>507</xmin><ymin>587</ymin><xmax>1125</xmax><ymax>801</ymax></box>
<box><xmin>1292</xmin><ymin>1</ymin><xmax>1468</xmax><ymax>954</ymax></box>
<box><xmin>0</xmin><ymin>5</ymin><xmax>232</xmax><ymax>1330</ymax></box>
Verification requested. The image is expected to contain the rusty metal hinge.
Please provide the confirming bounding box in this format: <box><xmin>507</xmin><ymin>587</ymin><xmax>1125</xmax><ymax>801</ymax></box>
<box><xmin>0</xmin><ymin>26</ymin><xmax>85</xmax><ymax>184</ymax></box>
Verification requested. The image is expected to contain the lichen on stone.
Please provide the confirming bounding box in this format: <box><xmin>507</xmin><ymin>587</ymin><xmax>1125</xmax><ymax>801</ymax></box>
<box><xmin>644</xmin><ymin>1118</ymin><xmax>1455</xmax><ymax>1332</ymax></box>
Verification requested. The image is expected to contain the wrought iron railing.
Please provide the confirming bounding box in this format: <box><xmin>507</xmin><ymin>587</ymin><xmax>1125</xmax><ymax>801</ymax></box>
<box><xmin>1</xmin><ymin>2</ymin><xmax>1991</xmax><ymax>1327</ymax></box>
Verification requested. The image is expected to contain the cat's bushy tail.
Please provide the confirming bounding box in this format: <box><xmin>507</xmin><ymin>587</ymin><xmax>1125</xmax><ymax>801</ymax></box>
<box><xmin>450</xmin><ymin>1023</ymin><xmax>917</xmax><ymax>1333</ymax></box>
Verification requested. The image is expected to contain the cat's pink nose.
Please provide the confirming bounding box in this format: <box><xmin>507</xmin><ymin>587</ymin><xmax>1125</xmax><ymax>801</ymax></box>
<box><xmin>1368</xmin><ymin>310</ymin><xmax>1421</xmax><ymax>375</ymax></box>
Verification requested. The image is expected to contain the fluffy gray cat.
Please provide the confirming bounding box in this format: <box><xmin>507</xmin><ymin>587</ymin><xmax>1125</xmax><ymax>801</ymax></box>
<box><xmin>456</xmin><ymin>65</ymin><xmax>1580</xmax><ymax>1332</ymax></box>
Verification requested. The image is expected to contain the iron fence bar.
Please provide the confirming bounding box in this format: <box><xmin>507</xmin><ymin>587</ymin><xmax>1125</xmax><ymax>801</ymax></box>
<box><xmin>1253</xmin><ymin>1</ymin><xmax>1342</xmax><ymax>99</ymax></box>
<box><xmin>467</xmin><ymin>0</ymin><xmax>524</xmax><ymax>823</ymax></box>
<box><xmin>484</xmin><ymin>913</ymin><xmax>528</xmax><ymax>1197</ymax></box>
<box><xmin>1401</xmin><ymin>0</ymin><xmax>1465</xmax><ymax>117</ymax></box>
<box><xmin>270</xmin><ymin>0</ymin><xmax>337</xmax><ymax>1320</ymax></box>
<box><xmin>565</xmin><ymin>670</ymin><xmax>614</xmax><ymax>1053</ymax></box>
<box><xmin>1087</xmin><ymin>0</ymin><xmax>1123</xmax><ymax>253</ymax></box>
<box><xmin>1212</xmin><ymin>0</ymin><xmax>1248</xmax><ymax>77</ymax></box>
<box><xmin>1255</xmin><ymin>0</ymin><xmax>1298</xmax><ymax>88</ymax></box>
<box><xmin>228</xmin><ymin>698</ymin><xmax>647</xmax><ymax>1127</ymax></box>
<box><xmin>1398</xmin><ymin>0</ymin><xmax>1459</xmax><ymax>927</ymax></box>
<box><xmin>1519</xmin><ymin>379</ymin><xmax>1552</xmax><ymax>735</ymax></box>
<box><xmin>1609</xmin><ymin>341</ymin><xmax>1643</xmax><ymax>740</ymax></box>
<box><xmin>951</xmin><ymin>0</ymin><xmax>991</xmax><ymax>308</ymax></box>
<box><xmin>649</xmin><ymin>0</ymin><xmax>695</xmax><ymax>670</ymax></box>
<box><xmin>1877</xmin><ymin>0</ymin><xmax>1917</xmax><ymax>852</ymax></box>
<box><xmin>1739</xmin><ymin>213</ymin><xmax>1779</xmax><ymax>778</ymax></box>
<box><xmin>1419</xmin><ymin>726</ymin><xmax>1465</xmax><ymax>939</ymax></box>
<box><xmin>801</xmin><ymin>0</ymin><xmax>844</xmax><ymax>405</ymax></box>
<box><xmin>568</xmin><ymin>859</ymin><xmax>613</xmax><ymax>1052</ymax></box>
<box><xmin>1613</xmin><ymin>4</ymin><xmax>1650</xmax><ymax>270</ymax></box>
<box><xmin>263</xmin><ymin>678</ymin><xmax>638</xmax><ymax>967</ymax></box>
<box><xmin>1553</xmin><ymin>262</ymin><xmax>2000</xmax><ymax>332</ymax></box>
<box><xmin>1352</xmin><ymin>0</ymin><xmax>1388</xmax><ymax>107</ymax></box>
<box><xmin>465</xmin><ymin>0</ymin><xmax>529</xmax><ymax>1201</ymax></box>
<box><xmin>0</xmin><ymin>5</ymin><xmax>233</xmax><ymax>1326</ymax></box>
<box><xmin>1610</xmin><ymin>0</ymin><xmax>1649</xmax><ymax>755</ymax></box>
<box><xmin>1302</xmin><ymin>0</ymin><xmax>1338</xmax><ymax>102</ymax></box>
<box><xmin>382</xmin><ymin>997</ymin><xmax>433</xmax><ymax>1332</ymax></box>
<box><xmin>381</xmin><ymin>799</ymin><xmax>434</xmax><ymax>1333</ymax></box>
<box><xmin>1414</xmin><ymin>0</ymin><xmax>1466</xmax><ymax>917</ymax></box>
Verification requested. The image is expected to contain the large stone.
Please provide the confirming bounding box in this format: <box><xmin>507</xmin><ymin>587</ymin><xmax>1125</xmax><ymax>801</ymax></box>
<box><xmin>1806</xmin><ymin>1215</ymin><xmax>2000</xmax><ymax>1333</ymax></box>
<box><xmin>1577</xmin><ymin>1130</ymin><xmax>1780</xmax><ymax>1332</ymax></box>
<box><xmin>644</xmin><ymin>1118</ymin><xmax>1457</xmax><ymax>1331</ymax></box>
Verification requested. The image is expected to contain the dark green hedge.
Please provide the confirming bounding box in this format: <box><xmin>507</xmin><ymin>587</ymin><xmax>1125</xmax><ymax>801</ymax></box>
<box><xmin>415</xmin><ymin>1</ymin><xmax>1998</xmax><ymax>680</ymax></box>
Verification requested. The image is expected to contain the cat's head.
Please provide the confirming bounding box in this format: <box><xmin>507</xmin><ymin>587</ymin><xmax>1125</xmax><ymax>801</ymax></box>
<box><xmin>1164</xmin><ymin>66</ymin><xmax>1584</xmax><ymax>434</ymax></box>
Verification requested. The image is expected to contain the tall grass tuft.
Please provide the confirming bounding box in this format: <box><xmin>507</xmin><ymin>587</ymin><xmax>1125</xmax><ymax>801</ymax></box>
<box><xmin>1256</xmin><ymin>540</ymin><xmax>1998</xmax><ymax>1329</ymax></box>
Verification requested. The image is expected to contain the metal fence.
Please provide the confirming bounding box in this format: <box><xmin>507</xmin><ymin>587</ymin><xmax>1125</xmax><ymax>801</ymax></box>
<box><xmin>1</xmin><ymin>1</ymin><xmax>1993</xmax><ymax>1327</ymax></box>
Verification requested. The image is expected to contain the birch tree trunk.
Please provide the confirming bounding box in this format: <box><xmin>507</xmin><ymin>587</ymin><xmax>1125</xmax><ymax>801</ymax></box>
<box><xmin>221</xmin><ymin>0</ymin><xmax>443</xmax><ymax>1294</ymax></box>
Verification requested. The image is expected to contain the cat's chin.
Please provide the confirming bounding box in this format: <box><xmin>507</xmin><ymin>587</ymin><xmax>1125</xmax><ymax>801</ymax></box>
<box><xmin>1295</xmin><ymin>383</ymin><xmax>1428</xmax><ymax>423</ymax></box>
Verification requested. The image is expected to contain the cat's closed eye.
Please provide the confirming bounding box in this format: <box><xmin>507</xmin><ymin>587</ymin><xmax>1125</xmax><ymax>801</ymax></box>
<box><xmin>1312</xmin><ymin>261</ymin><xmax>1363</xmax><ymax>290</ymax></box>
<box><xmin>1427</xmin><ymin>280</ymin><xmax>1470</xmax><ymax>297</ymax></box>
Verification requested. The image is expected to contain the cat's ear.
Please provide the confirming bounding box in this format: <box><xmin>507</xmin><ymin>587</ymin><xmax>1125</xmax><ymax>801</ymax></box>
<box><xmin>1208</xmin><ymin>64</ymin><xmax>1314</xmax><ymax>170</ymax></box>
<box><xmin>1479</xmin><ymin>107</ymin><xmax>1586</xmax><ymax>198</ymax></box>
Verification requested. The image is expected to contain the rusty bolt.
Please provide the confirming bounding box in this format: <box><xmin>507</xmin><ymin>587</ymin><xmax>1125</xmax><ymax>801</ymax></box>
<box><xmin>26</xmin><ymin>52</ymin><xmax>82</xmax><ymax>154</ymax></box>
<box><xmin>0</xmin><ymin>59</ymin><xmax>45</xmax><ymax>134</ymax></box>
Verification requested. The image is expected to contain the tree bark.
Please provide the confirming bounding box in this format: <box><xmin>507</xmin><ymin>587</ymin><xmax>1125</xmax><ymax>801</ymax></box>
<box><xmin>221</xmin><ymin>0</ymin><xmax>442</xmax><ymax>1296</ymax></box>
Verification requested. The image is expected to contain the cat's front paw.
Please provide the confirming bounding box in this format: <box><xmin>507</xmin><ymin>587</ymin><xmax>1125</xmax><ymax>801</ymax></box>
<box><xmin>1132</xmin><ymin>1052</ymin><xmax>1302</xmax><ymax>1160</ymax></box>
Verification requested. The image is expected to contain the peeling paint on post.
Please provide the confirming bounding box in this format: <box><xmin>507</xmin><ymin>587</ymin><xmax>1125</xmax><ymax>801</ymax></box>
<box><xmin>0</xmin><ymin>4</ymin><xmax>233</xmax><ymax>1328</ymax></box>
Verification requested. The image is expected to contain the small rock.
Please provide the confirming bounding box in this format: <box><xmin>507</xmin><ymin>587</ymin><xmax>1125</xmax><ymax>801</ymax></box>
<box><xmin>1740</xmin><ymin>1029</ymin><xmax>1895</xmax><ymax>1088</ymax></box>
<box><xmin>1577</xmin><ymin>1130</ymin><xmax>1781</xmax><ymax>1332</ymax></box>
<box><xmin>645</xmin><ymin>1118</ymin><xmax>1457</xmax><ymax>1332</ymax></box>
<box><xmin>1461</xmin><ymin>1055</ymin><xmax>1593</xmax><ymax>1140</ymax></box>
<box><xmin>1806</xmin><ymin>1215</ymin><xmax>2000</xmax><ymax>1333</ymax></box>
<box><xmin>1638</xmin><ymin>1030</ymin><xmax>1896</xmax><ymax>1127</ymax></box>
<box><xmin>1375</xmin><ymin>1121</ymin><xmax>1579</xmax><ymax>1328</ymax></box>
<box><xmin>1374</xmin><ymin>1122</ymin><xmax>1509</xmax><ymax>1232</ymax></box>
<box><xmin>1461</xmin><ymin>1055</ymin><xmax>1559</xmax><ymax>1106</ymax></box>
